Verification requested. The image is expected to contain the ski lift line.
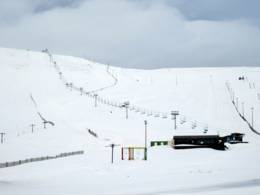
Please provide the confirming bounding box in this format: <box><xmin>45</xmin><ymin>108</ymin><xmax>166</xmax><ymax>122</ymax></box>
<box><xmin>47</xmin><ymin>51</ymin><xmax>211</xmax><ymax>128</ymax></box>
<box><xmin>226</xmin><ymin>80</ymin><xmax>260</xmax><ymax>135</ymax></box>
<box><xmin>30</xmin><ymin>93</ymin><xmax>38</xmax><ymax>108</ymax></box>
<box><xmin>4</xmin><ymin>118</ymin><xmax>55</xmax><ymax>141</ymax></box>
<box><xmin>30</xmin><ymin>92</ymin><xmax>55</xmax><ymax>128</ymax></box>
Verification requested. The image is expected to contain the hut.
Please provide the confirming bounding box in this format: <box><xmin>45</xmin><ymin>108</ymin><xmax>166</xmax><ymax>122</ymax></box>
<box><xmin>223</xmin><ymin>133</ymin><xmax>245</xmax><ymax>144</ymax></box>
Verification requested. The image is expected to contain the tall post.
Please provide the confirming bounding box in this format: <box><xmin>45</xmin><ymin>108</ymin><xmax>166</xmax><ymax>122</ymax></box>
<box><xmin>124</xmin><ymin>101</ymin><xmax>130</xmax><ymax>119</ymax></box>
<box><xmin>174</xmin><ymin>115</ymin><xmax>176</xmax><ymax>129</ymax></box>
<box><xmin>241</xmin><ymin>102</ymin><xmax>245</xmax><ymax>117</ymax></box>
<box><xmin>126</xmin><ymin>105</ymin><xmax>128</xmax><ymax>119</ymax></box>
<box><xmin>111</xmin><ymin>144</ymin><xmax>114</xmax><ymax>163</ymax></box>
<box><xmin>43</xmin><ymin>121</ymin><xmax>47</xmax><ymax>129</ymax></box>
<box><xmin>251</xmin><ymin>107</ymin><xmax>254</xmax><ymax>128</ymax></box>
<box><xmin>59</xmin><ymin>72</ymin><xmax>62</xmax><ymax>79</ymax></box>
<box><xmin>0</xmin><ymin>132</ymin><xmax>5</xmax><ymax>144</ymax></box>
<box><xmin>106</xmin><ymin>143</ymin><xmax>119</xmax><ymax>164</ymax></box>
<box><xmin>171</xmin><ymin>111</ymin><xmax>179</xmax><ymax>130</ymax></box>
<box><xmin>144</xmin><ymin>120</ymin><xmax>148</xmax><ymax>160</ymax></box>
<box><xmin>80</xmin><ymin>87</ymin><xmax>83</xmax><ymax>95</ymax></box>
<box><xmin>70</xmin><ymin>83</ymin><xmax>73</xmax><ymax>91</ymax></box>
<box><xmin>94</xmin><ymin>94</ymin><xmax>98</xmax><ymax>107</ymax></box>
<box><xmin>30</xmin><ymin>124</ymin><xmax>35</xmax><ymax>133</ymax></box>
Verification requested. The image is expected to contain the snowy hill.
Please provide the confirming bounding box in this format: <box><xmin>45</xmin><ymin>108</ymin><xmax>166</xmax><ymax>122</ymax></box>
<box><xmin>0</xmin><ymin>47</ymin><xmax>260</xmax><ymax>194</ymax></box>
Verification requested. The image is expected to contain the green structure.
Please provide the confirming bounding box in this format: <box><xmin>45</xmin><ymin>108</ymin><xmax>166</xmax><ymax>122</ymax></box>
<box><xmin>150</xmin><ymin>141</ymin><xmax>170</xmax><ymax>147</ymax></box>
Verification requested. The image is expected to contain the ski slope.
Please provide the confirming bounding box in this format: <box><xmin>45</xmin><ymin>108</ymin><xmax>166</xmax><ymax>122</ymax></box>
<box><xmin>0</xmin><ymin>47</ymin><xmax>260</xmax><ymax>194</ymax></box>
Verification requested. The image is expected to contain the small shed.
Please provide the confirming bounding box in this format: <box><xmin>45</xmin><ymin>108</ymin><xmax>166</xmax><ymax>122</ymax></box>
<box><xmin>223</xmin><ymin>133</ymin><xmax>245</xmax><ymax>144</ymax></box>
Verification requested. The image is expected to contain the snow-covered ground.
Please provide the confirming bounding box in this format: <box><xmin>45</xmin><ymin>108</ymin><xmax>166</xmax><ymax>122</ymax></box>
<box><xmin>0</xmin><ymin>47</ymin><xmax>260</xmax><ymax>194</ymax></box>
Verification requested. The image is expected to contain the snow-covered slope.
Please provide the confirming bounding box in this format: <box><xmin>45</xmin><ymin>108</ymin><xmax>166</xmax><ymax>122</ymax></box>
<box><xmin>0</xmin><ymin>47</ymin><xmax>260</xmax><ymax>194</ymax></box>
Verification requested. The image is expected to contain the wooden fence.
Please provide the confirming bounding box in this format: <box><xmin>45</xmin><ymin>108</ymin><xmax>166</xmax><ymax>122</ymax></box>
<box><xmin>0</xmin><ymin>150</ymin><xmax>84</xmax><ymax>168</ymax></box>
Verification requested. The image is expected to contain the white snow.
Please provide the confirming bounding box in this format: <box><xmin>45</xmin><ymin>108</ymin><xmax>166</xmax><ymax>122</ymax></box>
<box><xmin>0</xmin><ymin>47</ymin><xmax>260</xmax><ymax>194</ymax></box>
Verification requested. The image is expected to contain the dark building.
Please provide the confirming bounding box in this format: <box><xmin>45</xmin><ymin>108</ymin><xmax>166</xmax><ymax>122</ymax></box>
<box><xmin>172</xmin><ymin>133</ymin><xmax>246</xmax><ymax>150</ymax></box>
<box><xmin>173</xmin><ymin>135</ymin><xmax>225</xmax><ymax>150</ymax></box>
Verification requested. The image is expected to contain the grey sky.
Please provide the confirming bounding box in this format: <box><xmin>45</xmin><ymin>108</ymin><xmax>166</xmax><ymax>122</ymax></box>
<box><xmin>167</xmin><ymin>0</ymin><xmax>260</xmax><ymax>23</ymax></box>
<box><xmin>0</xmin><ymin>0</ymin><xmax>260</xmax><ymax>69</ymax></box>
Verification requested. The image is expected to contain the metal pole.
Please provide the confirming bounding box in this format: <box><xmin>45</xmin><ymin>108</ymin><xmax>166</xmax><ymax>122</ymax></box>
<box><xmin>106</xmin><ymin>144</ymin><xmax>119</xmax><ymax>164</ymax></box>
<box><xmin>43</xmin><ymin>121</ymin><xmax>47</xmax><ymax>129</ymax></box>
<box><xmin>124</xmin><ymin>101</ymin><xmax>129</xmax><ymax>119</ymax></box>
<box><xmin>126</xmin><ymin>106</ymin><xmax>128</xmax><ymax>119</ymax></box>
<box><xmin>144</xmin><ymin>120</ymin><xmax>147</xmax><ymax>160</ymax></box>
<box><xmin>0</xmin><ymin>132</ymin><xmax>5</xmax><ymax>144</ymax></box>
<box><xmin>111</xmin><ymin>144</ymin><xmax>114</xmax><ymax>164</ymax></box>
<box><xmin>144</xmin><ymin>120</ymin><xmax>147</xmax><ymax>148</ymax></box>
<box><xmin>174</xmin><ymin>115</ymin><xmax>177</xmax><ymax>130</ymax></box>
<box><xmin>31</xmin><ymin>124</ymin><xmax>35</xmax><ymax>133</ymax></box>
<box><xmin>242</xmin><ymin>102</ymin><xmax>244</xmax><ymax>117</ymax></box>
<box><xmin>251</xmin><ymin>107</ymin><xmax>254</xmax><ymax>128</ymax></box>
<box><xmin>171</xmin><ymin>111</ymin><xmax>179</xmax><ymax>130</ymax></box>
<box><xmin>94</xmin><ymin>94</ymin><xmax>98</xmax><ymax>107</ymax></box>
<box><xmin>70</xmin><ymin>83</ymin><xmax>73</xmax><ymax>91</ymax></box>
<box><xmin>80</xmin><ymin>88</ymin><xmax>83</xmax><ymax>95</ymax></box>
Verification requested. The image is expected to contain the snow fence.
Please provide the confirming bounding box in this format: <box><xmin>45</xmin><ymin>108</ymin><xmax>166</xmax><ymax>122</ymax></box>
<box><xmin>0</xmin><ymin>150</ymin><xmax>84</xmax><ymax>168</ymax></box>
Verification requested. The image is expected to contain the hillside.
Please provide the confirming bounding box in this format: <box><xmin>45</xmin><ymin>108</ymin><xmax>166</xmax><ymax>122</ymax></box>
<box><xmin>0</xmin><ymin>47</ymin><xmax>260</xmax><ymax>195</ymax></box>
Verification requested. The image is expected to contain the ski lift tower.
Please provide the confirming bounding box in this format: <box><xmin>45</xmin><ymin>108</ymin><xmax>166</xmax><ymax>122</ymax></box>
<box><xmin>0</xmin><ymin>132</ymin><xmax>6</xmax><ymax>144</ymax></box>
<box><xmin>94</xmin><ymin>94</ymin><xmax>98</xmax><ymax>107</ymax></box>
<box><xmin>106</xmin><ymin>143</ymin><xmax>120</xmax><ymax>164</ymax></box>
<box><xmin>123</xmin><ymin>101</ymin><xmax>130</xmax><ymax>119</ymax></box>
<box><xmin>251</xmin><ymin>107</ymin><xmax>254</xmax><ymax>128</ymax></box>
<box><xmin>171</xmin><ymin>111</ymin><xmax>179</xmax><ymax>130</ymax></box>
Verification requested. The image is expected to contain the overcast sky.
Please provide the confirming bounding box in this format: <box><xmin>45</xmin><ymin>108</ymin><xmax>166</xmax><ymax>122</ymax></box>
<box><xmin>0</xmin><ymin>0</ymin><xmax>260</xmax><ymax>69</ymax></box>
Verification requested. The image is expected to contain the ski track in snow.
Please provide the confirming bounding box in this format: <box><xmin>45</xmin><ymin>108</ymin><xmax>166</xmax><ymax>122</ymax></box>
<box><xmin>140</xmin><ymin>179</ymin><xmax>260</xmax><ymax>194</ymax></box>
